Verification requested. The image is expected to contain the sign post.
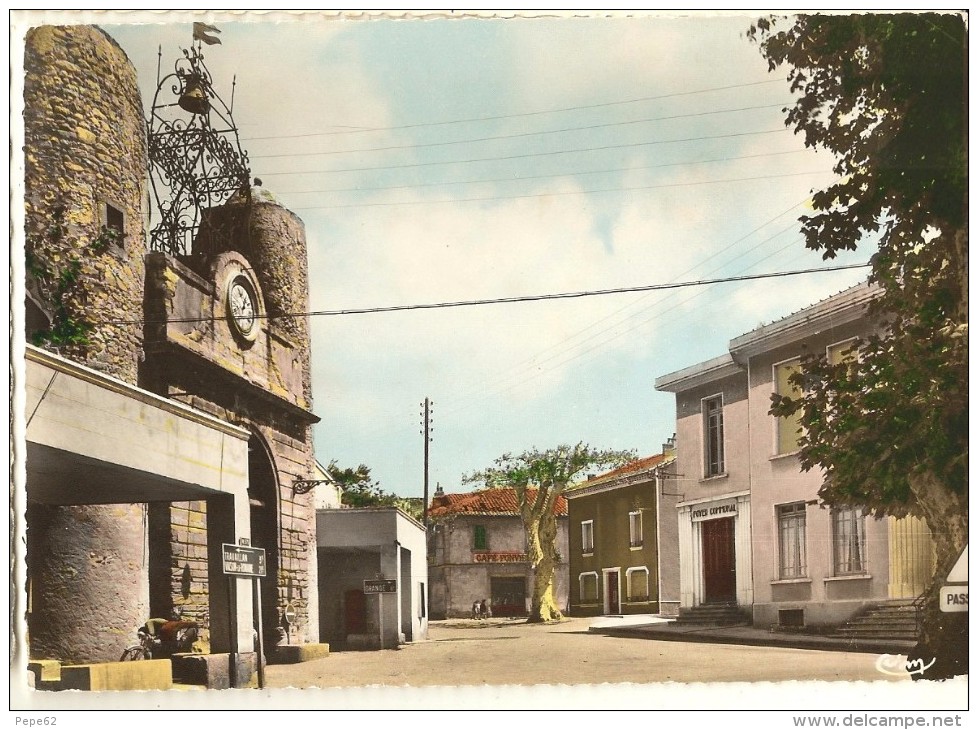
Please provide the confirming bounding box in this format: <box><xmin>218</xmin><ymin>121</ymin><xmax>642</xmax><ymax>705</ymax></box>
<box><xmin>940</xmin><ymin>545</ymin><xmax>968</xmax><ymax>614</ymax></box>
<box><xmin>223</xmin><ymin>543</ymin><xmax>267</xmax><ymax>688</ymax></box>
<box><xmin>364</xmin><ymin>579</ymin><xmax>397</xmax><ymax>650</ymax></box>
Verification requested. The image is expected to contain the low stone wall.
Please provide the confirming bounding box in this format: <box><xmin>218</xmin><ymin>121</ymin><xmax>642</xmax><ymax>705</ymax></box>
<box><xmin>60</xmin><ymin>659</ymin><xmax>173</xmax><ymax>692</ymax></box>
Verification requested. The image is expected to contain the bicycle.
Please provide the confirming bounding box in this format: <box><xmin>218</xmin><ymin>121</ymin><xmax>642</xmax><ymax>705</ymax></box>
<box><xmin>120</xmin><ymin>618</ymin><xmax>199</xmax><ymax>661</ymax></box>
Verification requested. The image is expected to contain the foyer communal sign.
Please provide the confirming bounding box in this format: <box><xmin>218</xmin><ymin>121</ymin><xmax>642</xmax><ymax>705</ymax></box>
<box><xmin>222</xmin><ymin>544</ymin><xmax>267</xmax><ymax>577</ymax></box>
<box><xmin>690</xmin><ymin>499</ymin><xmax>738</xmax><ymax>522</ymax></box>
<box><xmin>364</xmin><ymin>579</ymin><xmax>397</xmax><ymax>594</ymax></box>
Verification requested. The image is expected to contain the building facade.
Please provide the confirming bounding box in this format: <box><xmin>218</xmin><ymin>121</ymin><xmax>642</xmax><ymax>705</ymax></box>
<box><xmin>316</xmin><ymin>507</ymin><xmax>429</xmax><ymax>649</ymax></box>
<box><xmin>427</xmin><ymin>488</ymin><xmax>569</xmax><ymax>619</ymax></box>
<box><xmin>655</xmin><ymin>283</ymin><xmax>934</xmax><ymax>629</ymax></box>
<box><xmin>566</xmin><ymin>445</ymin><xmax>680</xmax><ymax>617</ymax></box>
<box><xmin>19</xmin><ymin>25</ymin><xmax>324</xmax><ymax>685</ymax></box>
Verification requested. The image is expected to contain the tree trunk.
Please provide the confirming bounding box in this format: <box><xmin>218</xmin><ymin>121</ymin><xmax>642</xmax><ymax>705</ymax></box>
<box><xmin>525</xmin><ymin>508</ymin><xmax>562</xmax><ymax>623</ymax></box>
<box><xmin>907</xmin><ymin>471</ymin><xmax>969</xmax><ymax>680</ymax></box>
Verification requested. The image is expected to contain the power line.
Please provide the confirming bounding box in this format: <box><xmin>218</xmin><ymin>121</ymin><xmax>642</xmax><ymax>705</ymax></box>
<box><xmin>289</xmin><ymin>169</ymin><xmax>829</xmax><ymax>211</ymax></box>
<box><xmin>273</xmin><ymin>149</ymin><xmax>807</xmax><ymax>197</ymax></box>
<box><xmin>248</xmin><ymin>102</ymin><xmax>790</xmax><ymax>161</ymax></box>
<box><xmin>241</xmin><ymin>78</ymin><xmax>784</xmax><ymax>142</ymax></box>
<box><xmin>257</xmin><ymin>127</ymin><xmax>790</xmax><ymax>178</ymax></box>
<box><xmin>102</xmin><ymin>264</ymin><xmax>869</xmax><ymax>328</ymax></box>
<box><xmin>440</xmin><ymin>201</ymin><xmax>817</xmax><ymax>414</ymax></box>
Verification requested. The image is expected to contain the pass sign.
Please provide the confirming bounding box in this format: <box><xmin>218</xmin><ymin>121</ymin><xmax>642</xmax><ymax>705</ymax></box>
<box><xmin>364</xmin><ymin>579</ymin><xmax>397</xmax><ymax>594</ymax></box>
<box><xmin>940</xmin><ymin>585</ymin><xmax>968</xmax><ymax>612</ymax></box>
<box><xmin>223</xmin><ymin>543</ymin><xmax>266</xmax><ymax>577</ymax></box>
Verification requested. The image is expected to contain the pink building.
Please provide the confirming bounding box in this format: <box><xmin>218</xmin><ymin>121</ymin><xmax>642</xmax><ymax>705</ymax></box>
<box><xmin>656</xmin><ymin>284</ymin><xmax>934</xmax><ymax>630</ymax></box>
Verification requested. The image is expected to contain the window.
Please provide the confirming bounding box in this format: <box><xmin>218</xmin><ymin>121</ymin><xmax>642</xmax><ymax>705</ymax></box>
<box><xmin>99</xmin><ymin>201</ymin><xmax>126</xmax><ymax>250</ymax></box>
<box><xmin>579</xmin><ymin>572</ymin><xmax>599</xmax><ymax>603</ymax></box>
<box><xmin>628</xmin><ymin>510</ymin><xmax>643</xmax><ymax>548</ymax></box>
<box><xmin>827</xmin><ymin>339</ymin><xmax>858</xmax><ymax>365</ymax></box>
<box><xmin>105</xmin><ymin>202</ymin><xmax>125</xmax><ymax>234</ymax></box>
<box><xmin>581</xmin><ymin>520</ymin><xmax>594</xmax><ymax>554</ymax></box>
<box><xmin>703</xmin><ymin>395</ymin><xmax>725</xmax><ymax>476</ymax></box>
<box><xmin>626</xmin><ymin>567</ymin><xmax>649</xmax><ymax>601</ymax></box>
<box><xmin>833</xmin><ymin>507</ymin><xmax>867</xmax><ymax>575</ymax></box>
<box><xmin>774</xmin><ymin>359</ymin><xmax>803</xmax><ymax>454</ymax></box>
<box><xmin>419</xmin><ymin>583</ymin><xmax>426</xmax><ymax>618</ymax></box>
<box><xmin>473</xmin><ymin>524</ymin><xmax>488</xmax><ymax>550</ymax></box>
<box><xmin>778</xmin><ymin>503</ymin><xmax>808</xmax><ymax>579</ymax></box>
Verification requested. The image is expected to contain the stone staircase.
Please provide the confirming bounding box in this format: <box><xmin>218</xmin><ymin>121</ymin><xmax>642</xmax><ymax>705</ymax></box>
<box><xmin>676</xmin><ymin>603</ymin><xmax>750</xmax><ymax>627</ymax></box>
<box><xmin>832</xmin><ymin>600</ymin><xmax>919</xmax><ymax>642</ymax></box>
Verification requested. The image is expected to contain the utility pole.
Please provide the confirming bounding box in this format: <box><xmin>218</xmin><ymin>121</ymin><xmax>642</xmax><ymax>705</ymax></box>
<box><xmin>421</xmin><ymin>397</ymin><xmax>433</xmax><ymax>529</ymax></box>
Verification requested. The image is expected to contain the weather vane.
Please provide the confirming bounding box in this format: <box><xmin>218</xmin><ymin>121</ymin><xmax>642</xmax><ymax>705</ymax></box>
<box><xmin>146</xmin><ymin>22</ymin><xmax>251</xmax><ymax>257</ymax></box>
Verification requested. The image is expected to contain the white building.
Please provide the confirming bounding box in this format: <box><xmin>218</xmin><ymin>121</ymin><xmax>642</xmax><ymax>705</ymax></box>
<box><xmin>316</xmin><ymin>507</ymin><xmax>429</xmax><ymax>649</ymax></box>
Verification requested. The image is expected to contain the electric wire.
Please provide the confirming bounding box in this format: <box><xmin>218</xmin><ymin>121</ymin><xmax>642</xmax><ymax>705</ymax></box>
<box><xmin>248</xmin><ymin>102</ymin><xmax>790</xmax><ymax>161</ymax></box>
<box><xmin>268</xmin><ymin>149</ymin><xmax>808</xmax><ymax>197</ymax></box>
<box><xmin>439</xmin><ymin>199</ymin><xmax>819</xmax><ymax>414</ymax></box>
<box><xmin>289</xmin><ymin>169</ymin><xmax>828</xmax><ymax>212</ymax></box>
<box><xmin>240</xmin><ymin>78</ymin><xmax>785</xmax><ymax>142</ymax></box>
<box><xmin>256</xmin><ymin>127</ymin><xmax>791</xmax><ymax>178</ymax></box>
<box><xmin>101</xmin><ymin>263</ymin><xmax>868</xmax><ymax>329</ymax></box>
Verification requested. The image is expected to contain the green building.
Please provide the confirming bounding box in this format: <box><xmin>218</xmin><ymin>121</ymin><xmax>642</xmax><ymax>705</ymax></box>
<box><xmin>566</xmin><ymin>444</ymin><xmax>679</xmax><ymax>617</ymax></box>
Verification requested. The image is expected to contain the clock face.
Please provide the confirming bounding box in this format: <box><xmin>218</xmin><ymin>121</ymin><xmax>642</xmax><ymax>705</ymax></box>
<box><xmin>227</xmin><ymin>276</ymin><xmax>258</xmax><ymax>341</ymax></box>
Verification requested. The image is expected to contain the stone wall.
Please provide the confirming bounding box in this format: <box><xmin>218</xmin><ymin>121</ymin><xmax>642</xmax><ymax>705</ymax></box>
<box><xmin>23</xmin><ymin>25</ymin><xmax>150</xmax><ymax>666</ymax></box>
<box><xmin>23</xmin><ymin>25</ymin><xmax>147</xmax><ymax>383</ymax></box>
<box><xmin>27</xmin><ymin>503</ymin><xmax>150</xmax><ymax>664</ymax></box>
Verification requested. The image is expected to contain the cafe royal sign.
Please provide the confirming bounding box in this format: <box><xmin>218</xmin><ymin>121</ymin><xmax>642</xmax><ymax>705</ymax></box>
<box><xmin>690</xmin><ymin>499</ymin><xmax>738</xmax><ymax>522</ymax></box>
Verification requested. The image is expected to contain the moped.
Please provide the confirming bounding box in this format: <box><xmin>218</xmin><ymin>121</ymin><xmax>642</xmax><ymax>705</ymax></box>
<box><xmin>120</xmin><ymin>617</ymin><xmax>199</xmax><ymax>661</ymax></box>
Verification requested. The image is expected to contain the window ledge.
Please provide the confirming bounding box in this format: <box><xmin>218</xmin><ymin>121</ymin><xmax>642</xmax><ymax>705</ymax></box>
<box><xmin>824</xmin><ymin>574</ymin><xmax>872</xmax><ymax>582</ymax></box>
<box><xmin>769</xmin><ymin>450</ymin><xmax>801</xmax><ymax>462</ymax></box>
<box><xmin>582</xmin><ymin>552</ymin><xmax>594</xmax><ymax>558</ymax></box>
<box><xmin>629</xmin><ymin>545</ymin><xmax>644</xmax><ymax>551</ymax></box>
<box><xmin>771</xmin><ymin>577</ymin><xmax>812</xmax><ymax>585</ymax></box>
<box><xmin>699</xmin><ymin>473</ymin><xmax>729</xmax><ymax>484</ymax></box>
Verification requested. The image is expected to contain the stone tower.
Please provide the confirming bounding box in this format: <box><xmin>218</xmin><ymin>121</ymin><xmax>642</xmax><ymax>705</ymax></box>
<box><xmin>23</xmin><ymin>25</ymin><xmax>150</xmax><ymax>663</ymax></box>
<box><xmin>142</xmin><ymin>183</ymin><xmax>320</xmax><ymax>649</ymax></box>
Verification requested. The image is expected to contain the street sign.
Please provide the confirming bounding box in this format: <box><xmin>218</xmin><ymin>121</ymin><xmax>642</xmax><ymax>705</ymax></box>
<box><xmin>940</xmin><ymin>585</ymin><xmax>968</xmax><ymax>613</ymax></box>
<box><xmin>222</xmin><ymin>543</ymin><xmax>266</xmax><ymax>577</ymax></box>
<box><xmin>364</xmin><ymin>579</ymin><xmax>397</xmax><ymax>594</ymax></box>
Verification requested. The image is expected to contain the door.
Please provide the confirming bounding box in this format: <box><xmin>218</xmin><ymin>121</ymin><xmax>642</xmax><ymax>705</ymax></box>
<box><xmin>605</xmin><ymin>570</ymin><xmax>620</xmax><ymax>614</ymax></box>
<box><xmin>344</xmin><ymin>589</ymin><xmax>366</xmax><ymax>634</ymax></box>
<box><xmin>702</xmin><ymin>517</ymin><xmax>736</xmax><ymax>603</ymax></box>
<box><xmin>490</xmin><ymin>577</ymin><xmax>527</xmax><ymax>617</ymax></box>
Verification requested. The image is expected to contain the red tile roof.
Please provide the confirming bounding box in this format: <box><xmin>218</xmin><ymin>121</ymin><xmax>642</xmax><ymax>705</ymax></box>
<box><xmin>584</xmin><ymin>453</ymin><xmax>671</xmax><ymax>486</ymax></box>
<box><xmin>428</xmin><ymin>487</ymin><xmax>568</xmax><ymax>518</ymax></box>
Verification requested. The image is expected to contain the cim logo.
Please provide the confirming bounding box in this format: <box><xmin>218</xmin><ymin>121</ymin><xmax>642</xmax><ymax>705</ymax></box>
<box><xmin>875</xmin><ymin>654</ymin><xmax>936</xmax><ymax>677</ymax></box>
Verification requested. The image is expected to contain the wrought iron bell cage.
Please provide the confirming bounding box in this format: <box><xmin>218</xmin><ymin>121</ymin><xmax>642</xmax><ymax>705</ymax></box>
<box><xmin>146</xmin><ymin>42</ymin><xmax>252</xmax><ymax>257</ymax></box>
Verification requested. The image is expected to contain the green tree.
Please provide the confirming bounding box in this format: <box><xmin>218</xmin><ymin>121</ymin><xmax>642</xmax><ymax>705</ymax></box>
<box><xmin>327</xmin><ymin>462</ymin><xmax>423</xmax><ymax>521</ymax></box>
<box><xmin>749</xmin><ymin>12</ymin><xmax>967</xmax><ymax>678</ymax></box>
<box><xmin>467</xmin><ymin>444</ymin><xmax>634</xmax><ymax>623</ymax></box>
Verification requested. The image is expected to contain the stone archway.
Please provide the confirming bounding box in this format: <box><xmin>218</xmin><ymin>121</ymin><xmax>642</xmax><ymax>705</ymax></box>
<box><xmin>247</xmin><ymin>432</ymin><xmax>281</xmax><ymax>649</ymax></box>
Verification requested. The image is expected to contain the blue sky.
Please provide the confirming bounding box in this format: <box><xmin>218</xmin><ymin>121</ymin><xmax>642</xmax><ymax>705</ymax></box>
<box><xmin>44</xmin><ymin>11</ymin><xmax>872</xmax><ymax>498</ymax></box>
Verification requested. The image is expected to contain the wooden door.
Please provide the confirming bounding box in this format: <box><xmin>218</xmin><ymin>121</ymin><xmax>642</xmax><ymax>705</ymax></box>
<box><xmin>702</xmin><ymin>518</ymin><xmax>736</xmax><ymax>603</ymax></box>
<box><xmin>344</xmin><ymin>589</ymin><xmax>366</xmax><ymax>634</ymax></box>
<box><xmin>606</xmin><ymin>571</ymin><xmax>620</xmax><ymax>614</ymax></box>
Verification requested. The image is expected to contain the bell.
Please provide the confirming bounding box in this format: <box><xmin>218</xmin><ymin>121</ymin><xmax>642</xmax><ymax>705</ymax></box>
<box><xmin>178</xmin><ymin>75</ymin><xmax>210</xmax><ymax>115</ymax></box>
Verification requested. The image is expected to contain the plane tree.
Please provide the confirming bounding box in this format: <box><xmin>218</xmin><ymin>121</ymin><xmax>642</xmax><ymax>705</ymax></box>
<box><xmin>327</xmin><ymin>462</ymin><xmax>424</xmax><ymax>522</ymax></box>
<box><xmin>749</xmin><ymin>12</ymin><xmax>967</xmax><ymax>678</ymax></box>
<box><xmin>466</xmin><ymin>444</ymin><xmax>635</xmax><ymax>623</ymax></box>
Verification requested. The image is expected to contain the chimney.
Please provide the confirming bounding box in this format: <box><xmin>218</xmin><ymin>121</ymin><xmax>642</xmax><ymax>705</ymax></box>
<box><xmin>663</xmin><ymin>433</ymin><xmax>677</xmax><ymax>455</ymax></box>
<box><xmin>430</xmin><ymin>482</ymin><xmax>449</xmax><ymax>509</ymax></box>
